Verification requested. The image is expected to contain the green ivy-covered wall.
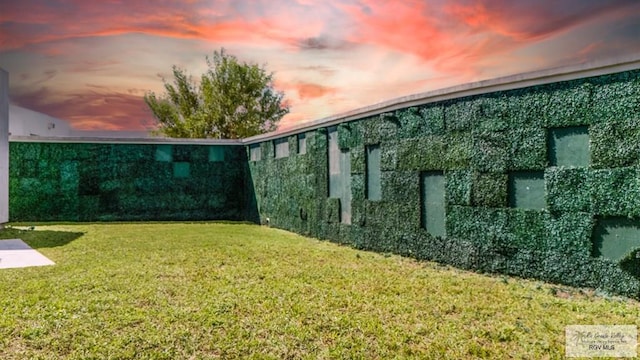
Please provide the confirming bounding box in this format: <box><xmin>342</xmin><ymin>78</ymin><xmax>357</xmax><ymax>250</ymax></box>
<box><xmin>247</xmin><ymin>69</ymin><xmax>640</xmax><ymax>300</ymax></box>
<box><xmin>6</xmin><ymin>66</ymin><xmax>640</xmax><ymax>299</ymax></box>
<box><xmin>9</xmin><ymin>142</ymin><xmax>247</xmax><ymax>222</ymax></box>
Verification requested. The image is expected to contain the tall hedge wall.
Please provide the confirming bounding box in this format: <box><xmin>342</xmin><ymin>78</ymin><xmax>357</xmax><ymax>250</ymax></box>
<box><xmin>248</xmin><ymin>69</ymin><xmax>640</xmax><ymax>300</ymax></box>
<box><xmin>9</xmin><ymin>142</ymin><xmax>247</xmax><ymax>222</ymax></box>
<box><xmin>6</xmin><ymin>68</ymin><xmax>640</xmax><ymax>299</ymax></box>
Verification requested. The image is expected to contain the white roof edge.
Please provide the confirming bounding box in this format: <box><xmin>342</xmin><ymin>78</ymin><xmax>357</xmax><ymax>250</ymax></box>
<box><xmin>243</xmin><ymin>53</ymin><xmax>640</xmax><ymax>144</ymax></box>
<box><xmin>9</xmin><ymin>135</ymin><xmax>243</xmax><ymax>145</ymax></box>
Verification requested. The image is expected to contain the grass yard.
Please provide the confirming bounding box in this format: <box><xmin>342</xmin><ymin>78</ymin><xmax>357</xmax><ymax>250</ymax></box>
<box><xmin>0</xmin><ymin>223</ymin><xmax>638</xmax><ymax>359</ymax></box>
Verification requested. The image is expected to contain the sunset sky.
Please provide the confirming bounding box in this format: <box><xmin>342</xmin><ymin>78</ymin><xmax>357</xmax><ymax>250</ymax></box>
<box><xmin>1</xmin><ymin>0</ymin><xmax>639</xmax><ymax>132</ymax></box>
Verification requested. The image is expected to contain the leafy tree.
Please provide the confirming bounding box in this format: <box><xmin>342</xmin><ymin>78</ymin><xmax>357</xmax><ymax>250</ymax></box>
<box><xmin>144</xmin><ymin>49</ymin><xmax>289</xmax><ymax>139</ymax></box>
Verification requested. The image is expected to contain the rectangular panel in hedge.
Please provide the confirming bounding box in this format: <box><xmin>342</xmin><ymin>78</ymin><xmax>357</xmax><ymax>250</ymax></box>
<box><xmin>249</xmin><ymin>144</ymin><xmax>261</xmax><ymax>161</ymax></box>
<box><xmin>548</xmin><ymin>126</ymin><xmax>590</xmax><ymax>167</ymax></box>
<box><xmin>592</xmin><ymin>217</ymin><xmax>640</xmax><ymax>262</ymax></box>
<box><xmin>274</xmin><ymin>137</ymin><xmax>289</xmax><ymax>159</ymax></box>
<box><xmin>155</xmin><ymin>144</ymin><xmax>173</xmax><ymax>162</ymax></box>
<box><xmin>365</xmin><ymin>144</ymin><xmax>381</xmax><ymax>201</ymax></box>
<box><xmin>420</xmin><ymin>171</ymin><xmax>446</xmax><ymax>237</ymax></box>
<box><xmin>508</xmin><ymin>172</ymin><xmax>545</xmax><ymax>210</ymax></box>
<box><xmin>328</xmin><ymin>127</ymin><xmax>341</xmax><ymax>198</ymax></box>
<box><xmin>297</xmin><ymin>133</ymin><xmax>307</xmax><ymax>154</ymax></box>
<box><xmin>340</xmin><ymin>149</ymin><xmax>352</xmax><ymax>224</ymax></box>
<box><xmin>209</xmin><ymin>147</ymin><xmax>225</xmax><ymax>162</ymax></box>
<box><xmin>328</xmin><ymin>126</ymin><xmax>352</xmax><ymax>224</ymax></box>
<box><xmin>173</xmin><ymin>162</ymin><xmax>190</xmax><ymax>178</ymax></box>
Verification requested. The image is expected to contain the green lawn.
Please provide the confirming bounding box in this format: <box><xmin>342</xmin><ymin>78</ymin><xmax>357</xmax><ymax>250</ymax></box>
<box><xmin>0</xmin><ymin>223</ymin><xmax>638</xmax><ymax>359</ymax></box>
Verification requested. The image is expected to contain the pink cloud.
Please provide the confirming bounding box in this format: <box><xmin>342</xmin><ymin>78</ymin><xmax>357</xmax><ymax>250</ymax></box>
<box><xmin>338</xmin><ymin>0</ymin><xmax>639</xmax><ymax>78</ymax></box>
<box><xmin>0</xmin><ymin>0</ymin><xmax>325</xmax><ymax>52</ymax></box>
<box><xmin>338</xmin><ymin>1</ymin><xmax>484</xmax><ymax>78</ymax></box>
<box><xmin>280</xmin><ymin>81</ymin><xmax>338</xmax><ymax>101</ymax></box>
<box><xmin>11</xmin><ymin>86</ymin><xmax>155</xmax><ymax>131</ymax></box>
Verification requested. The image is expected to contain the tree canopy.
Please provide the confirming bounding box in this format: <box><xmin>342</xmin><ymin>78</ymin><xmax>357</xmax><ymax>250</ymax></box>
<box><xmin>144</xmin><ymin>49</ymin><xmax>289</xmax><ymax>139</ymax></box>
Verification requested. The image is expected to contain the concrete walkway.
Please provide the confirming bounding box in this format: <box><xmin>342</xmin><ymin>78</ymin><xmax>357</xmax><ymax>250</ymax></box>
<box><xmin>0</xmin><ymin>239</ymin><xmax>55</xmax><ymax>269</ymax></box>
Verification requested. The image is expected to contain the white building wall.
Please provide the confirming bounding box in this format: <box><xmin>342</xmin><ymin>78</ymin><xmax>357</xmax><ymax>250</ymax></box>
<box><xmin>8</xmin><ymin>105</ymin><xmax>156</xmax><ymax>139</ymax></box>
<box><xmin>0</xmin><ymin>69</ymin><xmax>9</xmax><ymax>225</ymax></box>
<box><xmin>9</xmin><ymin>105</ymin><xmax>72</xmax><ymax>137</ymax></box>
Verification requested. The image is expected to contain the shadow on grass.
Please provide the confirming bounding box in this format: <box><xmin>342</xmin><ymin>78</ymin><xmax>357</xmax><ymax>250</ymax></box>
<box><xmin>0</xmin><ymin>228</ymin><xmax>84</xmax><ymax>249</ymax></box>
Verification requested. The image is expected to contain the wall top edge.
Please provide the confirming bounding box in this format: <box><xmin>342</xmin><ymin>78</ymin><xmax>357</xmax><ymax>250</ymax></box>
<box><xmin>243</xmin><ymin>53</ymin><xmax>640</xmax><ymax>144</ymax></box>
<box><xmin>9</xmin><ymin>135</ymin><xmax>243</xmax><ymax>145</ymax></box>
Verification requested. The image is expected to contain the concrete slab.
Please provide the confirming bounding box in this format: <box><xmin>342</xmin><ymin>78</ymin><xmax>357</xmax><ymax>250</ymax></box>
<box><xmin>0</xmin><ymin>239</ymin><xmax>55</xmax><ymax>269</ymax></box>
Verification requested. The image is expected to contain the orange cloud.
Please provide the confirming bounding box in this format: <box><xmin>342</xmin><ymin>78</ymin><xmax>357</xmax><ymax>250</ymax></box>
<box><xmin>295</xmin><ymin>82</ymin><xmax>337</xmax><ymax>100</ymax></box>
<box><xmin>338</xmin><ymin>1</ymin><xmax>484</xmax><ymax>78</ymax></box>
<box><xmin>275</xmin><ymin>79</ymin><xmax>338</xmax><ymax>101</ymax></box>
